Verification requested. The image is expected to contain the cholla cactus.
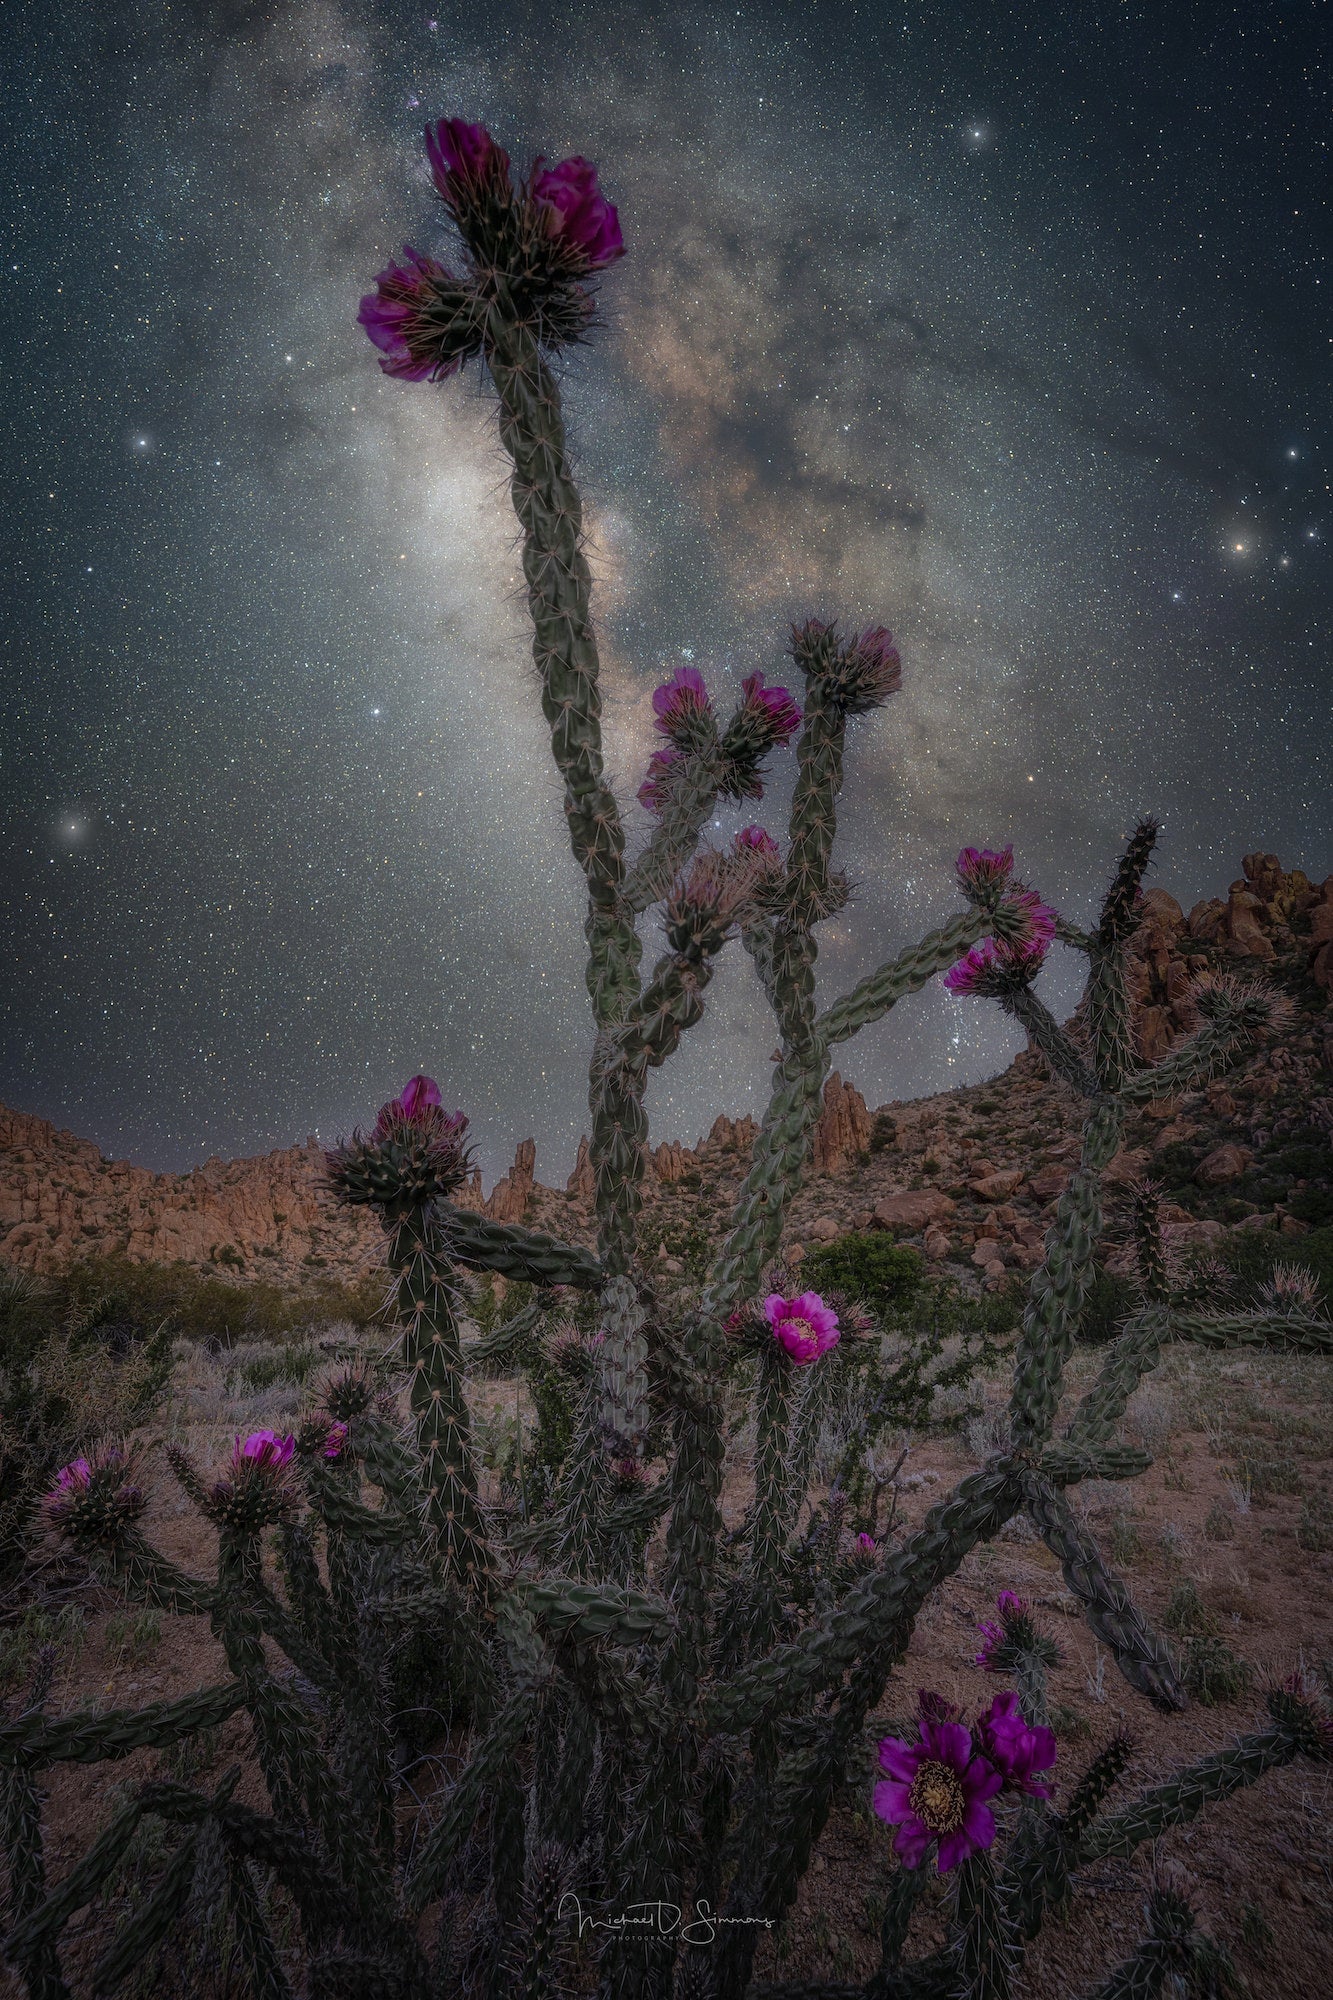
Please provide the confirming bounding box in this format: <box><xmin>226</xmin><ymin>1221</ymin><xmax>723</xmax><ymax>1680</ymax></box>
<box><xmin>6</xmin><ymin>113</ymin><xmax>1332</xmax><ymax>2000</ymax></box>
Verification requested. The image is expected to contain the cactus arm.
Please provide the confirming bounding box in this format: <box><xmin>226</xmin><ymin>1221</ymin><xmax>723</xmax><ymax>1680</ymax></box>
<box><xmin>387</xmin><ymin>1207</ymin><xmax>495</xmax><ymax>1592</ymax></box>
<box><xmin>5</xmin><ymin>1794</ymin><xmax>144</xmax><ymax>1968</ymax></box>
<box><xmin>0</xmin><ymin>1761</ymin><xmax>69</xmax><ymax>2000</ymax></box>
<box><xmin>435</xmin><ymin>1204</ymin><xmax>604</xmax><ymax>1290</ymax></box>
<box><xmin>708</xmin><ymin>1464</ymin><xmax>1022</xmax><ymax>1732</ymax></box>
<box><xmin>620</xmin><ymin>746</ymin><xmax>723</xmax><ymax>915</ymax></box>
<box><xmin>1023</xmin><ymin>1475</ymin><xmax>1183</xmax><ymax>1710</ymax></box>
<box><xmin>1038</xmin><ymin>1443</ymin><xmax>1153</xmax><ymax>1486</ymax></box>
<box><xmin>465</xmin><ymin>1298</ymin><xmax>545</xmax><ymax>1371</ymax></box>
<box><xmin>404</xmin><ymin>1690</ymin><xmax>531</xmax><ymax>1912</ymax></box>
<box><xmin>817</xmin><ymin>907</ymin><xmax>993</xmax><ymax>1048</ymax></box>
<box><xmin>1064</xmin><ymin>1307</ymin><xmax>1169</xmax><ymax>1447</ymax></box>
<box><xmin>1079</xmin><ymin>1725</ymin><xmax>1299</xmax><ymax>1861</ymax></box>
<box><xmin>512</xmin><ymin>1577</ymin><xmax>671</xmax><ymax>1646</ymax></box>
<box><xmin>224</xmin><ymin>1849</ymin><xmax>293</xmax><ymax>2000</ymax></box>
<box><xmin>949</xmin><ymin>1845</ymin><xmax>1018</xmax><ymax>2000</ymax></box>
<box><xmin>1007</xmin><ymin>1097</ymin><xmax>1122</xmax><ymax>1450</ymax></box>
<box><xmin>1001</xmin><ymin>988</ymin><xmax>1099</xmax><ymax>1097</ymax></box>
<box><xmin>1172</xmin><ymin>1308</ymin><xmax>1333</xmax><ymax>1353</ymax></box>
<box><xmin>0</xmin><ymin>1682</ymin><xmax>248</xmax><ymax>1769</ymax></box>
<box><xmin>745</xmin><ymin>1342</ymin><xmax>795</xmax><ymax>1640</ymax></box>
<box><xmin>1117</xmin><ymin>1004</ymin><xmax>1271</xmax><ymax>1104</ymax></box>
<box><xmin>91</xmin><ymin>1533</ymin><xmax>215</xmax><ymax>1618</ymax></box>
<box><xmin>91</xmin><ymin>1831</ymin><xmax>200</xmax><ymax>1994</ymax></box>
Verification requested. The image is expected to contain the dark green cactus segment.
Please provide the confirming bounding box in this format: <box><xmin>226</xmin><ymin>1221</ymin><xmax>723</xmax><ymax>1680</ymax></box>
<box><xmin>0</xmin><ymin>1680</ymin><xmax>247</xmax><ymax>1770</ymax></box>
<box><xmin>505</xmin><ymin>1839</ymin><xmax>575</xmax><ymax>2000</ymax></box>
<box><xmin>225</xmin><ymin>1848</ymin><xmax>294</xmax><ymax>2000</ymax></box>
<box><xmin>387</xmin><ymin>1209</ymin><xmax>494</xmax><ymax>1593</ymax></box>
<box><xmin>949</xmin><ymin>1846</ymin><xmax>1017</xmax><ymax>2000</ymax></box>
<box><xmin>817</xmin><ymin>907</ymin><xmax>991</xmax><ymax>1048</ymax></box>
<box><xmin>435</xmin><ymin>1203</ymin><xmax>604</xmax><ymax>1290</ymax></box>
<box><xmin>747</xmin><ymin>1339</ymin><xmax>795</xmax><ymax>1611</ymax></box>
<box><xmin>486</xmin><ymin>319</ymin><xmax>622</xmax><ymax>908</ymax></box>
<box><xmin>1173</xmin><ymin>1308</ymin><xmax>1333</xmax><ymax>1353</ymax></box>
<box><xmin>1007</xmin><ymin>1096</ymin><xmax>1121</xmax><ymax>1450</ymax></box>
<box><xmin>875</xmin><ymin>1862</ymin><xmax>926</xmax><ymax>1980</ymax></box>
<box><xmin>6</xmin><ymin>1792</ymin><xmax>144</xmax><ymax>1968</ymax></box>
<box><xmin>593</xmin><ymin>1273</ymin><xmax>651</xmax><ymax>1449</ymax></box>
<box><xmin>1065</xmin><ymin>1307</ymin><xmax>1169</xmax><ymax>1447</ymax></box>
<box><xmin>1002</xmin><ymin>988</ymin><xmax>1099</xmax><ymax>1097</ymax></box>
<box><xmin>1084</xmin><ymin>1888</ymin><xmax>1193</xmax><ymax>2000</ymax></box>
<box><xmin>1024</xmin><ymin>1475</ymin><xmax>1183</xmax><ymax>1711</ymax></box>
<box><xmin>514</xmin><ymin>1576</ymin><xmax>670</xmax><ymax>1646</ymax></box>
<box><xmin>92</xmin><ymin>1830</ymin><xmax>200</xmax><ymax>1994</ymax></box>
<box><xmin>1</xmin><ymin>1759</ymin><xmax>68</xmax><ymax>2000</ymax></box>
<box><xmin>1118</xmin><ymin>980</ymin><xmax>1278</xmax><ymax>1105</ymax></box>
<box><xmin>405</xmin><ymin>1693</ymin><xmax>530</xmax><ymax>1912</ymax></box>
<box><xmin>782</xmin><ymin>684</ymin><xmax>847</xmax><ymax>927</ymax></box>
<box><xmin>327</xmin><ymin>1107</ymin><xmax>472</xmax><ymax>1217</ymax></box>
<box><xmin>1038</xmin><ymin>1443</ymin><xmax>1154</xmax><ymax>1486</ymax></box>
<box><xmin>1094</xmin><ymin>819</ymin><xmax>1158</xmax><ymax>951</ymax></box>
<box><xmin>1062</xmin><ymin>1730</ymin><xmax>1136</xmax><ymax>1838</ymax></box>
<box><xmin>622</xmin><ymin>747</ymin><xmax>726</xmax><ymax>915</ymax></box>
<box><xmin>662</xmin><ymin>1333</ymin><xmax>727</xmax><ymax>1705</ymax></box>
<box><xmin>1003</xmin><ymin>1732</ymin><xmax>1133</xmax><ymax>1941</ymax></box>
<box><xmin>1128</xmin><ymin>1179</ymin><xmax>1169</xmax><ymax>1302</ymax></box>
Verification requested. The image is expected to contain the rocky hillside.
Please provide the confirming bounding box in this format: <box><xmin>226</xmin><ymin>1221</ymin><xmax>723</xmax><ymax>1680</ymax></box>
<box><xmin>2</xmin><ymin>852</ymin><xmax>1329</xmax><ymax>1290</ymax></box>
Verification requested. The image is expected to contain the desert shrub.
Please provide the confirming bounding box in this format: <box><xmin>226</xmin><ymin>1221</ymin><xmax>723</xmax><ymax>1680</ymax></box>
<box><xmin>868</xmin><ymin>1111</ymin><xmax>897</xmax><ymax>1153</ymax></box>
<box><xmin>1297</xmin><ymin>1490</ymin><xmax>1333</xmax><ymax>1552</ymax></box>
<box><xmin>1183</xmin><ymin>1634</ymin><xmax>1254</xmax><ymax>1705</ymax></box>
<box><xmin>797</xmin><ymin>1231</ymin><xmax>924</xmax><ymax>1314</ymax></box>
<box><xmin>231</xmin><ymin>1344</ymin><xmax>322</xmax><ymax>1394</ymax></box>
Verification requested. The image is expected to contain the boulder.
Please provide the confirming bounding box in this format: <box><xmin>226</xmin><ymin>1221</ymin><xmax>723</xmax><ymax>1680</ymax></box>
<box><xmin>1027</xmin><ymin>1167</ymin><xmax>1068</xmax><ymax>1201</ymax></box>
<box><xmin>970</xmin><ymin>1169</ymin><xmax>1026</xmax><ymax>1201</ymax></box>
<box><xmin>806</xmin><ymin>1214</ymin><xmax>841</xmax><ymax>1243</ymax></box>
<box><xmin>872</xmin><ymin>1190</ymin><xmax>956</xmax><ymax>1232</ymax></box>
<box><xmin>923</xmin><ymin>1227</ymin><xmax>952</xmax><ymax>1262</ymax></box>
<box><xmin>1195</xmin><ymin>1143</ymin><xmax>1249</xmax><ymax>1187</ymax></box>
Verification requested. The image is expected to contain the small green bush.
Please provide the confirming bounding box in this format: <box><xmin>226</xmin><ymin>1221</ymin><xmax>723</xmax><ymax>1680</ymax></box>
<box><xmin>799</xmin><ymin>1232</ymin><xmax>924</xmax><ymax>1314</ymax></box>
<box><xmin>1183</xmin><ymin>1634</ymin><xmax>1253</xmax><ymax>1706</ymax></box>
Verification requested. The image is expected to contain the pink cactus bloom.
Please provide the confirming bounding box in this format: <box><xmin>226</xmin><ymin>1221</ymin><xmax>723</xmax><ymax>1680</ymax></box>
<box><xmin>651</xmin><ymin>664</ymin><xmax>713</xmax><ymax>744</ymax></box>
<box><xmin>637</xmin><ymin>746</ymin><xmax>683</xmax><ymax>814</ymax></box>
<box><xmin>734</xmin><ymin>825</ymin><xmax>780</xmax><ymax>858</ymax></box>
<box><xmin>956</xmin><ymin>846</ymin><xmax>1015</xmax><ymax>899</ymax></box>
<box><xmin>917</xmin><ymin>1690</ymin><xmax>962</xmax><ymax>1725</ymax></box>
<box><xmin>532</xmin><ymin>154</ymin><xmax>625</xmax><ymax>268</ymax></box>
<box><xmin>740</xmin><ymin>672</ymin><xmax>802</xmax><ymax>747</ymax></box>
<box><xmin>996</xmin><ymin>1589</ymin><xmax>1028</xmax><ymax>1618</ymax></box>
<box><xmin>763</xmin><ymin>1291</ymin><xmax>840</xmax><ymax>1365</ymax></box>
<box><xmin>397</xmin><ymin>1074</ymin><xmax>443</xmax><ymax>1120</ymax></box>
<box><xmin>973</xmin><ymin>1620</ymin><xmax>1004</xmax><ymax>1671</ymax></box>
<box><xmin>54</xmin><ymin>1457</ymin><xmax>92</xmax><ymax>1492</ymax></box>
<box><xmin>235</xmin><ymin>1431</ymin><xmax>296</xmax><ymax>1473</ymax></box>
<box><xmin>322</xmin><ymin>1421</ymin><xmax>350</xmax><ymax>1461</ymax></box>
<box><xmin>358</xmin><ymin>245</ymin><xmax>461</xmax><ymax>382</ymax></box>
<box><xmin>873</xmin><ymin>1716</ymin><xmax>1003</xmax><ymax>1872</ymax></box>
<box><xmin>425</xmin><ymin>117</ymin><xmax>511</xmax><ymax>197</ymax></box>
<box><xmin>942</xmin><ymin>937</ymin><xmax>1049</xmax><ymax>996</ymax></box>
<box><xmin>856</xmin><ymin>1532</ymin><xmax>877</xmax><ymax>1551</ymax></box>
<box><xmin>973</xmin><ymin>1691</ymin><xmax>1058</xmax><ymax>1799</ymax></box>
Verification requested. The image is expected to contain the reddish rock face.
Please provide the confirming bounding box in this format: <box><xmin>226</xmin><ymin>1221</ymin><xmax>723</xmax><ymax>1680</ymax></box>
<box><xmin>970</xmin><ymin>1169</ymin><xmax>1026</xmax><ymax>1202</ymax></box>
<box><xmin>811</xmin><ymin>1072</ymin><xmax>871</xmax><ymax>1174</ymax></box>
<box><xmin>487</xmin><ymin>1138</ymin><xmax>536</xmax><ymax>1223</ymax></box>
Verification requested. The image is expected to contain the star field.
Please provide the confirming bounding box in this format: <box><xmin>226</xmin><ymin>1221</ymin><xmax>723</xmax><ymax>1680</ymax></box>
<box><xmin>1</xmin><ymin>0</ymin><xmax>1328</xmax><ymax>1178</ymax></box>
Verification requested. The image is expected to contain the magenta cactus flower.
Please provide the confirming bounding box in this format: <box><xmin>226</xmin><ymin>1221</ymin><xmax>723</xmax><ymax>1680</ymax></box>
<box><xmin>235</xmin><ymin>1431</ymin><xmax>296</xmax><ymax>1473</ymax></box>
<box><xmin>322</xmin><ymin>1421</ymin><xmax>350</xmax><ymax>1462</ymax></box>
<box><xmin>943</xmin><ymin>936</ymin><xmax>1049</xmax><ymax>998</ymax></box>
<box><xmin>956</xmin><ymin>845</ymin><xmax>1015</xmax><ymax>903</ymax></box>
<box><xmin>974</xmin><ymin>1691</ymin><xmax>1058</xmax><ymax>1799</ymax></box>
<box><xmin>763</xmin><ymin>1291</ymin><xmax>840</xmax><ymax>1365</ymax></box>
<box><xmin>637</xmin><ymin>746</ymin><xmax>683</xmax><ymax>814</ymax></box>
<box><xmin>856</xmin><ymin>1532</ymin><xmax>877</xmax><ymax>1552</ymax></box>
<box><xmin>425</xmin><ymin>117</ymin><xmax>512</xmax><ymax>200</ymax></box>
<box><xmin>734</xmin><ymin>825</ymin><xmax>780</xmax><ymax>858</ymax></box>
<box><xmin>358</xmin><ymin>245</ymin><xmax>466</xmax><ymax>383</ymax></box>
<box><xmin>395</xmin><ymin>1074</ymin><xmax>443</xmax><ymax>1120</ymax></box>
<box><xmin>532</xmin><ymin>154</ymin><xmax>625</xmax><ymax>268</ymax></box>
<box><xmin>651</xmin><ymin>664</ymin><xmax>714</xmax><ymax>752</ymax></box>
<box><xmin>794</xmin><ymin>618</ymin><xmax>902</xmax><ymax>715</ymax></box>
<box><xmin>45</xmin><ymin>1446</ymin><xmax>145</xmax><ymax>1540</ymax></box>
<box><xmin>873</xmin><ymin>1714</ymin><xmax>1003</xmax><ymax>1871</ymax></box>
<box><xmin>740</xmin><ymin>672</ymin><xmax>802</xmax><ymax>747</ymax></box>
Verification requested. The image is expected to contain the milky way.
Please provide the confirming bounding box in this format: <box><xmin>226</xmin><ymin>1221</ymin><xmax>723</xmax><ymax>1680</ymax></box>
<box><xmin>2</xmin><ymin>0</ymin><xmax>1328</xmax><ymax>1177</ymax></box>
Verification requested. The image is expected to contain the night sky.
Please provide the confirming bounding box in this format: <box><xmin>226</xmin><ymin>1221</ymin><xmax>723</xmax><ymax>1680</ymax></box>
<box><xmin>2</xmin><ymin>1</ymin><xmax>1328</xmax><ymax>1181</ymax></box>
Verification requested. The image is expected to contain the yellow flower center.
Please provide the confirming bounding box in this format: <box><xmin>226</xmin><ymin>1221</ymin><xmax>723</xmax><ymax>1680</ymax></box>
<box><xmin>908</xmin><ymin>1759</ymin><xmax>966</xmax><ymax>1834</ymax></box>
<box><xmin>784</xmin><ymin>1316</ymin><xmax>815</xmax><ymax>1346</ymax></box>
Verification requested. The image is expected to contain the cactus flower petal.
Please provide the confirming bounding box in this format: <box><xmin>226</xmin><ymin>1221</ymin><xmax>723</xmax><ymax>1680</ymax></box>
<box><xmin>763</xmin><ymin>1290</ymin><xmax>840</xmax><ymax>1364</ymax></box>
<box><xmin>532</xmin><ymin>154</ymin><xmax>625</xmax><ymax>268</ymax></box>
<box><xmin>872</xmin><ymin>1715</ymin><xmax>1002</xmax><ymax>1872</ymax></box>
<box><xmin>974</xmin><ymin>1690</ymin><xmax>1058</xmax><ymax>1798</ymax></box>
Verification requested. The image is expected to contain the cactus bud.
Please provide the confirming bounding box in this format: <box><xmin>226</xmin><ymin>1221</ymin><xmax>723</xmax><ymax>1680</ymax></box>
<box><xmin>326</xmin><ymin>1082</ymin><xmax>471</xmax><ymax>1217</ymax></box>
<box><xmin>650</xmin><ymin>664</ymin><xmax>716</xmax><ymax>755</ymax></box>
<box><xmin>201</xmin><ymin>1434</ymin><xmax>299</xmax><ymax>1533</ymax></box>
<box><xmin>791</xmin><ymin>618</ymin><xmax>902</xmax><ymax>715</ymax></box>
<box><xmin>45</xmin><ymin>1446</ymin><xmax>145</xmax><ymax>1545</ymax></box>
<box><xmin>426</xmin><ymin>117</ymin><xmax>513</xmax><ymax>203</ymax></box>
<box><xmin>664</xmin><ymin>849</ymin><xmax>755</xmax><ymax>957</ymax></box>
<box><xmin>358</xmin><ymin>246</ymin><xmax>483</xmax><ymax>382</ymax></box>
<box><xmin>973</xmin><ymin>1691</ymin><xmax>1058</xmax><ymax>1798</ymax></box>
<box><xmin>973</xmin><ymin>1591</ymin><xmax>1063</xmax><ymax>1675</ymax></box>
<box><xmin>718</xmin><ymin>672</ymin><xmax>802</xmax><ymax>797</ymax></box>
<box><xmin>955</xmin><ymin>845</ymin><xmax>1015</xmax><ymax>909</ymax></box>
<box><xmin>637</xmin><ymin>746</ymin><xmax>684</xmax><ymax>814</ymax></box>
